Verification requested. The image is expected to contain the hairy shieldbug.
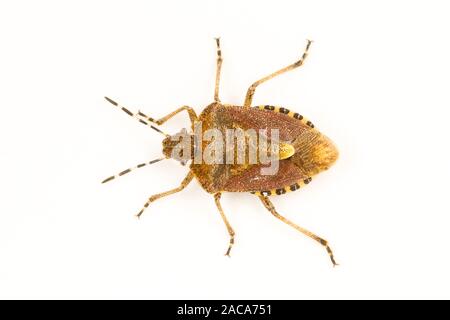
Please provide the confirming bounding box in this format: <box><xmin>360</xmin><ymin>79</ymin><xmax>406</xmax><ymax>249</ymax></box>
<box><xmin>103</xmin><ymin>39</ymin><xmax>339</xmax><ymax>266</ymax></box>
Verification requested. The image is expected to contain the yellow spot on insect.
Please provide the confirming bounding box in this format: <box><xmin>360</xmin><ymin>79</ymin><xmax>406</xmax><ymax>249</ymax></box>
<box><xmin>279</xmin><ymin>142</ymin><xmax>295</xmax><ymax>160</ymax></box>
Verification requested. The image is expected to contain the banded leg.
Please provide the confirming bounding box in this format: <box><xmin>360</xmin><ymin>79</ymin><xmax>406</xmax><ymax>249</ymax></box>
<box><xmin>214</xmin><ymin>37</ymin><xmax>223</xmax><ymax>102</ymax></box>
<box><xmin>104</xmin><ymin>97</ymin><xmax>168</xmax><ymax>136</ymax></box>
<box><xmin>137</xmin><ymin>171</ymin><xmax>194</xmax><ymax>218</ymax></box>
<box><xmin>104</xmin><ymin>97</ymin><xmax>197</xmax><ymax>131</ymax></box>
<box><xmin>243</xmin><ymin>39</ymin><xmax>313</xmax><ymax>107</ymax></box>
<box><xmin>214</xmin><ymin>193</ymin><xmax>235</xmax><ymax>256</ymax></box>
<box><xmin>101</xmin><ymin>158</ymin><xmax>165</xmax><ymax>184</ymax></box>
<box><xmin>139</xmin><ymin>106</ymin><xmax>198</xmax><ymax>127</ymax></box>
<box><xmin>258</xmin><ymin>195</ymin><xmax>338</xmax><ymax>266</ymax></box>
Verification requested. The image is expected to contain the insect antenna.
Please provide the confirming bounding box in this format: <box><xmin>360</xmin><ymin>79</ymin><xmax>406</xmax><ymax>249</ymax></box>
<box><xmin>104</xmin><ymin>97</ymin><xmax>168</xmax><ymax>137</ymax></box>
<box><xmin>101</xmin><ymin>158</ymin><xmax>165</xmax><ymax>184</ymax></box>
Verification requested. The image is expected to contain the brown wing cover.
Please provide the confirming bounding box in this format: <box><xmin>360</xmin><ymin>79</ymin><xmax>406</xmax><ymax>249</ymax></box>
<box><xmin>190</xmin><ymin>103</ymin><xmax>314</xmax><ymax>193</ymax></box>
<box><xmin>222</xmin><ymin>160</ymin><xmax>308</xmax><ymax>192</ymax></box>
<box><xmin>215</xmin><ymin>104</ymin><xmax>310</xmax><ymax>141</ymax></box>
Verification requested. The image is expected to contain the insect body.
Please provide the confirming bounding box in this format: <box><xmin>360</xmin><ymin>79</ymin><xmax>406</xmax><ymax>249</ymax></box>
<box><xmin>103</xmin><ymin>39</ymin><xmax>339</xmax><ymax>266</ymax></box>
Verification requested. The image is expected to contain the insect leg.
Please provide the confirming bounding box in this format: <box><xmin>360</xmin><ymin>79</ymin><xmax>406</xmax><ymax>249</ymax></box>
<box><xmin>258</xmin><ymin>195</ymin><xmax>338</xmax><ymax>266</ymax></box>
<box><xmin>243</xmin><ymin>40</ymin><xmax>313</xmax><ymax>108</ymax></box>
<box><xmin>136</xmin><ymin>171</ymin><xmax>194</xmax><ymax>218</ymax></box>
<box><xmin>104</xmin><ymin>97</ymin><xmax>198</xmax><ymax>131</ymax></box>
<box><xmin>214</xmin><ymin>193</ymin><xmax>235</xmax><ymax>257</ymax></box>
<box><xmin>214</xmin><ymin>37</ymin><xmax>223</xmax><ymax>102</ymax></box>
<box><xmin>104</xmin><ymin>97</ymin><xmax>167</xmax><ymax>136</ymax></box>
<box><xmin>142</xmin><ymin>106</ymin><xmax>198</xmax><ymax>128</ymax></box>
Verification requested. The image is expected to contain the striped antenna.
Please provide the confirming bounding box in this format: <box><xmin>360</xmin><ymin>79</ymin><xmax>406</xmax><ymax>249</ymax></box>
<box><xmin>101</xmin><ymin>158</ymin><xmax>165</xmax><ymax>184</ymax></box>
<box><xmin>104</xmin><ymin>97</ymin><xmax>168</xmax><ymax>137</ymax></box>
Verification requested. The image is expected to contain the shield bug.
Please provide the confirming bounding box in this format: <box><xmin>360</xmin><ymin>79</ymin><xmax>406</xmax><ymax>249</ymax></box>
<box><xmin>103</xmin><ymin>39</ymin><xmax>339</xmax><ymax>266</ymax></box>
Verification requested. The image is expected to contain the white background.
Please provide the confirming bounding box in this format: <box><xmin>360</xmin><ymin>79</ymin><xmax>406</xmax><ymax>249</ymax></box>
<box><xmin>0</xmin><ymin>0</ymin><xmax>449</xmax><ymax>300</ymax></box>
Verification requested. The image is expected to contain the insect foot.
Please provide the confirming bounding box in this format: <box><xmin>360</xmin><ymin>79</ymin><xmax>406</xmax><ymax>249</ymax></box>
<box><xmin>293</xmin><ymin>39</ymin><xmax>313</xmax><ymax>68</ymax></box>
<box><xmin>135</xmin><ymin>196</ymin><xmax>158</xmax><ymax>219</ymax></box>
<box><xmin>224</xmin><ymin>234</ymin><xmax>235</xmax><ymax>257</ymax></box>
<box><xmin>135</xmin><ymin>201</ymin><xmax>151</xmax><ymax>219</ymax></box>
<box><xmin>135</xmin><ymin>193</ymin><xmax>179</xmax><ymax>219</ymax></box>
<box><xmin>319</xmin><ymin>239</ymin><xmax>339</xmax><ymax>267</ymax></box>
<box><xmin>135</xmin><ymin>172</ymin><xmax>195</xmax><ymax>219</ymax></box>
<box><xmin>213</xmin><ymin>192</ymin><xmax>236</xmax><ymax>258</ymax></box>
